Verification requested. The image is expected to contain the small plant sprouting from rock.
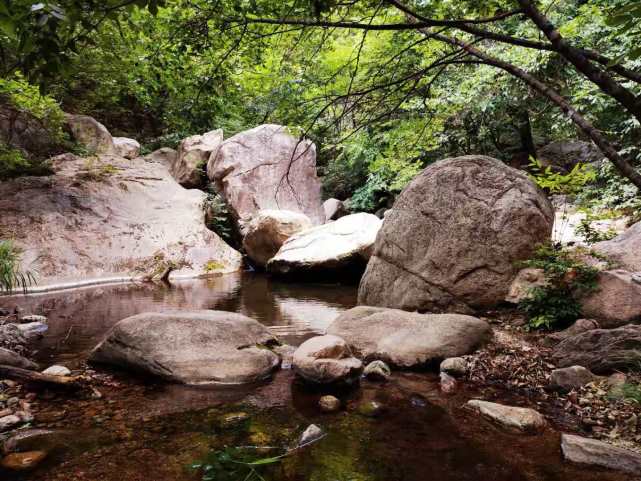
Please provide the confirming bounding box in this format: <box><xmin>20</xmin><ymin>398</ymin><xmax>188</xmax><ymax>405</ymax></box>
<box><xmin>204</xmin><ymin>260</ymin><xmax>225</xmax><ymax>273</ymax></box>
<box><xmin>0</xmin><ymin>240</ymin><xmax>37</xmax><ymax>294</ymax></box>
<box><xmin>518</xmin><ymin>243</ymin><xmax>599</xmax><ymax>330</ymax></box>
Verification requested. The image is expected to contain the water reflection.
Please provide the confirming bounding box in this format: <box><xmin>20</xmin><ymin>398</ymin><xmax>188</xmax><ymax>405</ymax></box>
<box><xmin>0</xmin><ymin>272</ymin><xmax>357</xmax><ymax>366</ymax></box>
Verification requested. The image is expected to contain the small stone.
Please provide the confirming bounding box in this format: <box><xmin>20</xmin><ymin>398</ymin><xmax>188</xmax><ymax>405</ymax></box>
<box><xmin>440</xmin><ymin>357</ymin><xmax>467</xmax><ymax>377</ymax></box>
<box><xmin>1</xmin><ymin>451</ymin><xmax>47</xmax><ymax>471</ymax></box>
<box><xmin>550</xmin><ymin>366</ymin><xmax>595</xmax><ymax>391</ymax></box>
<box><xmin>0</xmin><ymin>414</ymin><xmax>22</xmax><ymax>432</ymax></box>
<box><xmin>6</xmin><ymin>397</ymin><xmax>19</xmax><ymax>407</ymax></box>
<box><xmin>42</xmin><ymin>365</ymin><xmax>71</xmax><ymax>377</ymax></box>
<box><xmin>467</xmin><ymin>400</ymin><xmax>547</xmax><ymax>433</ymax></box>
<box><xmin>363</xmin><ymin>360</ymin><xmax>391</xmax><ymax>382</ymax></box>
<box><xmin>357</xmin><ymin>401</ymin><xmax>385</xmax><ymax>418</ymax></box>
<box><xmin>298</xmin><ymin>424</ymin><xmax>324</xmax><ymax>446</ymax></box>
<box><xmin>318</xmin><ymin>395</ymin><xmax>341</xmax><ymax>413</ymax></box>
<box><xmin>219</xmin><ymin>412</ymin><xmax>250</xmax><ymax>429</ymax></box>
<box><xmin>272</xmin><ymin>344</ymin><xmax>296</xmax><ymax>370</ymax></box>
<box><xmin>15</xmin><ymin>322</ymin><xmax>48</xmax><ymax>339</ymax></box>
<box><xmin>440</xmin><ymin>372</ymin><xmax>457</xmax><ymax>393</ymax></box>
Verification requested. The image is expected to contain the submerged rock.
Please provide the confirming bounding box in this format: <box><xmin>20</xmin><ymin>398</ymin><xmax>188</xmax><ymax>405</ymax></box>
<box><xmin>292</xmin><ymin>335</ymin><xmax>363</xmax><ymax>385</ymax></box>
<box><xmin>207</xmin><ymin>124</ymin><xmax>325</xmax><ymax>226</ymax></box>
<box><xmin>561</xmin><ymin>433</ymin><xmax>641</xmax><ymax>474</ymax></box>
<box><xmin>242</xmin><ymin>210</ymin><xmax>312</xmax><ymax>267</ymax></box>
<box><xmin>0</xmin><ymin>154</ymin><xmax>242</xmax><ymax>288</ymax></box>
<box><xmin>0</xmin><ymin>348</ymin><xmax>37</xmax><ymax>370</ymax></box>
<box><xmin>550</xmin><ymin>325</ymin><xmax>641</xmax><ymax>374</ymax></box>
<box><xmin>363</xmin><ymin>360</ymin><xmax>391</xmax><ymax>382</ymax></box>
<box><xmin>466</xmin><ymin>400</ymin><xmax>547</xmax><ymax>433</ymax></box>
<box><xmin>1</xmin><ymin>450</ymin><xmax>47</xmax><ymax>471</ymax></box>
<box><xmin>550</xmin><ymin>366</ymin><xmax>595</xmax><ymax>391</ymax></box>
<box><xmin>172</xmin><ymin>129</ymin><xmax>223</xmax><ymax>188</ymax></box>
<box><xmin>358</xmin><ymin>155</ymin><xmax>553</xmax><ymax>313</ymax></box>
<box><xmin>90</xmin><ymin>310</ymin><xmax>280</xmax><ymax>385</ymax></box>
<box><xmin>113</xmin><ymin>137</ymin><xmax>140</xmax><ymax>159</ymax></box>
<box><xmin>326</xmin><ymin>306</ymin><xmax>491</xmax><ymax>368</ymax></box>
<box><xmin>319</xmin><ymin>395</ymin><xmax>341</xmax><ymax>413</ymax></box>
<box><xmin>580</xmin><ymin>270</ymin><xmax>641</xmax><ymax>328</ymax></box>
<box><xmin>267</xmin><ymin>213</ymin><xmax>382</xmax><ymax>279</ymax></box>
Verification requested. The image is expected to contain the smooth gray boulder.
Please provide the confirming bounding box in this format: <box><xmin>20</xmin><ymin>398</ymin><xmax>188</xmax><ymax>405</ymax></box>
<box><xmin>326</xmin><ymin>306</ymin><xmax>491</xmax><ymax>368</ymax></box>
<box><xmin>550</xmin><ymin>366</ymin><xmax>595</xmax><ymax>390</ymax></box>
<box><xmin>242</xmin><ymin>210</ymin><xmax>312</xmax><ymax>267</ymax></box>
<box><xmin>144</xmin><ymin>147</ymin><xmax>177</xmax><ymax>167</ymax></box>
<box><xmin>65</xmin><ymin>114</ymin><xmax>115</xmax><ymax>155</ymax></box>
<box><xmin>113</xmin><ymin>137</ymin><xmax>140</xmax><ymax>159</ymax></box>
<box><xmin>550</xmin><ymin>325</ymin><xmax>641</xmax><ymax>374</ymax></box>
<box><xmin>561</xmin><ymin>434</ymin><xmax>641</xmax><ymax>474</ymax></box>
<box><xmin>90</xmin><ymin>311</ymin><xmax>280</xmax><ymax>385</ymax></box>
<box><xmin>207</xmin><ymin>124</ymin><xmax>325</xmax><ymax>225</ymax></box>
<box><xmin>594</xmin><ymin>220</ymin><xmax>641</xmax><ymax>271</ymax></box>
<box><xmin>172</xmin><ymin>129</ymin><xmax>223</xmax><ymax>188</ymax></box>
<box><xmin>0</xmin><ymin>153</ymin><xmax>241</xmax><ymax>288</ymax></box>
<box><xmin>292</xmin><ymin>335</ymin><xmax>363</xmax><ymax>385</ymax></box>
<box><xmin>267</xmin><ymin>213</ymin><xmax>382</xmax><ymax>278</ymax></box>
<box><xmin>467</xmin><ymin>400</ymin><xmax>547</xmax><ymax>433</ymax></box>
<box><xmin>580</xmin><ymin>270</ymin><xmax>641</xmax><ymax>327</ymax></box>
<box><xmin>538</xmin><ymin>140</ymin><xmax>602</xmax><ymax>171</ymax></box>
<box><xmin>0</xmin><ymin>348</ymin><xmax>37</xmax><ymax>370</ymax></box>
<box><xmin>358</xmin><ymin>156</ymin><xmax>553</xmax><ymax>313</ymax></box>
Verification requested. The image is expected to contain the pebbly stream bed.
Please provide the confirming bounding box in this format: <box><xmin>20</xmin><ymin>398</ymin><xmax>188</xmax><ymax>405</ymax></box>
<box><xmin>0</xmin><ymin>272</ymin><xmax>632</xmax><ymax>481</ymax></box>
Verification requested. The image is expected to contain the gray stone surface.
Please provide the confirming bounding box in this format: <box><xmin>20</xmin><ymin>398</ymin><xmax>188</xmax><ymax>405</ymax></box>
<box><xmin>561</xmin><ymin>433</ymin><xmax>641</xmax><ymax>474</ymax></box>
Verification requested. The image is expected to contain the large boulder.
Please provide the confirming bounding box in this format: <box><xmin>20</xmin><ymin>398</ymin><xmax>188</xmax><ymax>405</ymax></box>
<box><xmin>113</xmin><ymin>137</ymin><xmax>140</xmax><ymax>159</ymax></box>
<box><xmin>292</xmin><ymin>335</ymin><xmax>363</xmax><ymax>384</ymax></box>
<box><xmin>580</xmin><ymin>270</ymin><xmax>641</xmax><ymax>327</ymax></box>
<box><xmin>65</xmin><ymin>114</ymin><xmax>115</xmax><ymax>155</ymax></box>
<box><xmin>207</xmin><ymin>124</ymin><xmax>325</xmax><ymax>226</ymax></box>
<box><xmin>358</xmin><ymin>156</ymin><xmax>554</xmax><ymax>313</ymax></box>
<box><xmin>90</xmin><ymin>311</ymin><xmax>280</xmax><ymax>385</ymax></box>
<box><xmin>242</xmin><ymin>210</ymin><xmax>312</xmax><ymax>267</ymax></box>
<box><xmin>267</xmin><ymin>213</ymin><xmax>382</xmax><ymax>279</ymax></box>
<box><xmin>537</xmin><ymin>140</ymin><xmax>602</xmax><ymax>171</ymax></box>
<box><xmin>550</xmin><ymin>325</ymin><xmax>641</xmax><ymax>373</ymax></box>
<box><xmin>325</xmin><ymin>306</ymin><xmax>491</xmax><ymax>368</ymax></box>
<box><xmin>0</xmin><ymin>153</ymin><xmax>241</xmax><ymax>289</ymax></box>
<box><xmin>594</xmin><ymin>221</ymin><xmax>641</xmax><ymax>272</ymax></box>
<box><xmin>561</xmin><ymin>434</ymin><xmax>641</xmax><ymax>474</ymax></box>
<box><xmin>172</xmin><ymin>129</ymin><xmax>223</xmax><ymax>188</ymax></box>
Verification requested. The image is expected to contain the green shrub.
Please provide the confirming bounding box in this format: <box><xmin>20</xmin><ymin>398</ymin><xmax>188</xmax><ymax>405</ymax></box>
<box><xmin>528</xmin><ymin>158</ymin><xmax>596</xmax><ymax>195</ymax></box>
<box><xmin>575</xmin><ymin>218</ymin><xmax>618</xmax><ymax>244</ymax></box>
<box><xmin>519</xmin><ymin>244</ymin><xmax>599</xmax><ymax>330</ymax></box>
<box><xmin>0</xmin><ymin>240</ymin><xmax>37</xmax><ymax>294</ymax></box>
<box><xmin>204</xmin><ymin>192</ymin><xmax>236</xmax><ymax>246</ymax></box>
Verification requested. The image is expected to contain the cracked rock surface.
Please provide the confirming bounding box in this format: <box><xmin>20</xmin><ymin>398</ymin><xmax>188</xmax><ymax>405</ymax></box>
<box><xmin>358</xmin><ymin>155</ymin><xmax>553</xmax><ymax>313</ymax></box>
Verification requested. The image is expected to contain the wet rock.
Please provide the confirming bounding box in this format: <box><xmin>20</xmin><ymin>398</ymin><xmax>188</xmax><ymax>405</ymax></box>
<box><xmin>363</xmin><ymin>360</ymin><xmax>391</xmax><ymax>382</ymax></box>
<box><xmin>505</xmin><ymin>268</ymin><xmax>547</xmax><ymax>304</ymax></box>
<box><xmin>550</xmin><ymin>325</ymin><xmax>641</xmax><ymax>374</ymax></box>
<box><xmin>440</xmin><ymin>357</ymin><xmax>467</xmax><ymax>377</ymax></box>
<box><xmin>439</xmin><ymin>372</ymin><xmax>457</xmax><ymax>393</ymax></box>
<box><xmin>561</xmin><ymin>433</ymin><xmax>641</xmax><ymax>474</ymax></box>
<box><xmin>318</xmin><ymin>395</ymin><xmax>341</xmax><ymax>413</ymax></box>
<box><xmin>1</xmin><ymin>450</ymin><xmax>47</xmax><ymax>471</ymax></box>
<box><xmin>357</xmin><ymin>401</ymin><xmax>385</xmax><ymax>418</ymax></box>
<box><xmin>2</xmin><ymin>429</ymin><xmax>64</xmax><ymax>454</ymax></box>
<box><xmin>358</xmin><ymin>155</ymin><xmax>553</xmax><ymax>313</ymax></box>
<box><xmin>65</xmin><ymin>114</ymin><xmax>115</xmax><ymax>155</ymax></box>
<box><xmin>172</xmin><ymin>129</ymin><xmax>223</xmax><ymax>188</ymax></box>
<box><xmin>42</xmin><ymin>365</ymin><xmax>71</xmax><ymax>377</ymax></box>
<box><xmin>550</xmin><ymin>366</ymin><xmax>595</xmax><ymax>391</ymax></box>
<box><xmin>466</xmin><ymin>400</ymin><xmax>547</xmax><ymax>433</ymax></box>
<box><xmin>298</xmin><ymin>424</ymin><xmax>324</xmax><ymax>446</ymax></box>
<box><xmin>292</xmin><ymin>335</ymin><xmax>363</xmax><ymax>385</ymax></box>
<box><xmin>242</xmin><ymin>210</ymin><xmax>312</xmax><ymax>267</ymax></box>
<box><xmin>15</xmin><ymin>322</ymin><xmax>47</xmax><ymax>340</ymax></box>
<box><xmin>323</xmin><ymin>198</ymin><xmax>348</xmax><ymax>221</ymax></box>
<box><xmin>208</xmin><ymin>124</ymin><xmax>325</xmax><ymax>226</ymax></box>
<box><xmin>594</xmin><ymin>220</ymin><xmax>641</xmax><ymax>272</ymax></box>
<box><xmin>0</xmin><ymin>415</ymin><xmax>22</xmax><ymax>432</ymax></box>
<box><xmin>543</xmin><ymin>319</ymin><xmax>599</xmax><ymax>346</ymax></box>
<box><xmin>90</xmin><ymin>310</ymin><xmax>280</xmax><ymax>385</ymax></box>
<box><xmin>219</xmin><ymin>412</ymin><xmax>250</xmax><ymax>429</ymax></box>
<box><xmin>580</xmin><ymin>270</ymin><xmax>641</xmax><ymax>327</ymax></box>
<box><xmin>0</xmin><ymin>348</ymin><xmax>37</xmax><ymax>370</ymax></box>
<box><xmin>326</xmin><ymin>306</ymin><xmax>491</xmax><ymax>368</ymax></box>
<box><xmin>267</xmin><ymin>213</ymin><xmax>382</xmax><ymax>279</ymax></box>
<box><xmin>18</xmin><ymin>315</ymin><xmax>47</xmax><ymax>324</ymax></box>
<box><xmin>113</xmin><ymin>137</ymin><xmax>140</xmax><ymax>159</ymax></box>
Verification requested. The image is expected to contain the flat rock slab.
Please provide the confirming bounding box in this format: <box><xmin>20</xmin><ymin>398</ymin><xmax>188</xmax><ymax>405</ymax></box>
<box><xmin>467</xmin><ymin>400</ymin><xmax>547</xmax><ymax>433</ymax></box>
<box><xmin>90</xmin><ymin>311</ymin><xmax>280</xmax><ymax>385</ymax></box>
<box><xmin>561</xmin><ymin>433</ymin><xmax>641</xmax><ymax>474</ymax></box>
<box><xmin>325</xmin><ymin>306</ymin><xmax>491</xmax><ymax>368</ymax></box>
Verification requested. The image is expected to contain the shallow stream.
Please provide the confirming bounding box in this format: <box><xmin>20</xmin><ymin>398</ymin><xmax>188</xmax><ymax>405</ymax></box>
<box><xmin>0</xmin><ymin>273</ymin><xmax>630</xmax><ymax>481</ymax></box>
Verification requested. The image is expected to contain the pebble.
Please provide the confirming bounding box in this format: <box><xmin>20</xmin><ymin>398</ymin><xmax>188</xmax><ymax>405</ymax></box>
<box><xmin>318</xmin><ymin>395</ymin><xmax>341</xmax><ymax>413</ymax></box>
<box><xmin>218</xmin><ymin>412</ymin><xmax>250</xmax><ymax>429</ymax></box>
<box><xmin>439</xmin><ymin>357</ymin><xmax>467</xmax><ymax>377</ymax></box>
<box><xmin>1</xmin><ymin>450</ymin><xmax>48</xmax><ymax>471</ymax></box>
<box><xmin>298</xmin><ymin>424</ymin><xmax>324</xmax><ymax>446</ymax></box>
<box><xmin>0</xmin><ymin>414</ymin><xmax>22</xmax><ymax>432</ymax></box>
<box><xmin>363</xmin><ymin>361</ymin><xmax>391</xmax><ymax>382</ymax></box>
<box><xmin>42</xmin><ymin>365</ymin><xmax>71</xmax><ymax>377</ymax></box>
